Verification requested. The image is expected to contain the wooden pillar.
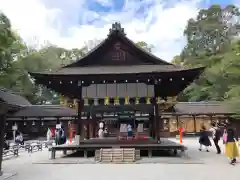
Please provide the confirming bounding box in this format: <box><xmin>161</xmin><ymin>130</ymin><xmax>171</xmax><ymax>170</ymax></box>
<box><xmin>92</xmin><ymin>113</ymin><xmax>96</xmax><ymax>137</ymax></box>
<box><xmin>153</xmin><ymin>85</ymin><xmax>160</xmax><ymax>141</ymax></box>
<box><xmin>210</xmin><ymin>115</ymin><xmax>213</xmax><ymax>124</ymax></box>
<box><xmin>193</xmin><ymin>115</ymin><xmax>196</xmax><ymax>133</ymax></box>
<box><xmin>86</xmin><ymin>112</ymin><xmax>91</xmax><ymax>139</ymax></box>
<box><xmin>154</xmin><ymin>103</ymin><xmax>159</xmax><ymax>140</ymax></box>
<box><xmin>176</xmin><ymin>115</ymin><xmax>179</xmax><ymax>129</ymax></box>
<box><xmin>149</xmin><ymin>111</ymin><xmax>154</xmax><ymax>138</ymax></box>
<box><xmin>0</xmin><ymin>115</ymin><xmax>5</xmax><ymax>176</ymax></box>
<box><xmin>77</xmin><ymin>86</ymin><xmax>83</xmax><ymax>141</ymax></box>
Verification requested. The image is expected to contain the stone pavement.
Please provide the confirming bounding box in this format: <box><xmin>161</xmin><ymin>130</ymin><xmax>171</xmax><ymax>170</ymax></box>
<box><xmin>1</xmin><ymin>138</ymin><xmax>239</xmax><ymax>180</ymax></box>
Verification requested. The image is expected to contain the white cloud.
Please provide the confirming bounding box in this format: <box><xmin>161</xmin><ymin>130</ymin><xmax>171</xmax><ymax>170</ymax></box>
<box><xmin>0</xmin><ymin>0</ymin><xmax>202</xmax><ymax>61</ymax></box>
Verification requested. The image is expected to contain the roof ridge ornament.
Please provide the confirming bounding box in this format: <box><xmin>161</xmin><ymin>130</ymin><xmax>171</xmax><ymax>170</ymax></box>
<box><xmin>108</xmin><ymin>22</ymin><xmax>126</xmax><ymax>36</ymax></box>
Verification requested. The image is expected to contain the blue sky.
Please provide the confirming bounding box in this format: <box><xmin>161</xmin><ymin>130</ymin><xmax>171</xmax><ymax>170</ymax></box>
<box><xmin>0</xmin><ymin>0</ymin><xmax>239</xmax><ymax>61</ymax></box>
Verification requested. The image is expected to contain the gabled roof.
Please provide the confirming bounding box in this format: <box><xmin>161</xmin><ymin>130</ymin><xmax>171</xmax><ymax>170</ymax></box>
<box><xmin>7</xmin><ymin>105</ymin><xmax>76</xmax><ymax>118</ymax></box>
<box><xmin>174</xmin><ymin>101</ymin><xmax>234</xmax><ymax>114</ymax></box>
<box><xmin>64</xmin><ymin>22</ymin><xmax>173</xmax><ymax>67</ymax></box>
<box><xmin>0</xmin><ymin>88</ymin><xmax>31</xmax><ymax>107</ymax></box>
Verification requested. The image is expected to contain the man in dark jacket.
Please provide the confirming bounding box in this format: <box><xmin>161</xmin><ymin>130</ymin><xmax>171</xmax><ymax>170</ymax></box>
<box><xmin>210</xmin><ymin>123</ymin><xmax>221</xmax><ymax>154</ymax></box>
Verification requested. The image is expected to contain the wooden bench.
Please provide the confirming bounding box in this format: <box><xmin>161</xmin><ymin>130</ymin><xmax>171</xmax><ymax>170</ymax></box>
<box><xmin>3</xmin><ymin>147</ymin><xmax>19</xmax><ymax>157</ymax></box>
<box><xmin>27</xmin><ymin>143</ymin><xmax>43</xmax><ymax>153</ymax></box>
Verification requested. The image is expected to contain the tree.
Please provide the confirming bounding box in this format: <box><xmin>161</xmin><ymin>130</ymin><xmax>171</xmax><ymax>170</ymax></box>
<box><xmin>180</xmin><ymin>5</ymin><xmax>240</xmax><ymax>102</ymax></box>
<box><xmin>181</xmin><ymin>5</ymin><xmax>240</xmax><ymax>65</ymax></box>
<box><xmin>136</xmin><ymin>41</ymin><xmax>154</xmax><ymax>52</ymax></box>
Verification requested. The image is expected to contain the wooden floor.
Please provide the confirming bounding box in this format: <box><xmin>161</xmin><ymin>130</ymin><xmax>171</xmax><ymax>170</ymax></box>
<box><xmin>52</xmin><ymin>138</ymin><xmax>186</xmax><ymax>151</ymax></box>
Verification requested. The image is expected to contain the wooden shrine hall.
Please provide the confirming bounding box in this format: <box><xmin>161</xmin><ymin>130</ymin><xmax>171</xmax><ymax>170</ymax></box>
<box><xmin>29</xmin><ymin>22</ymin><xmax>204</xmax><ymax>158</ymax></box>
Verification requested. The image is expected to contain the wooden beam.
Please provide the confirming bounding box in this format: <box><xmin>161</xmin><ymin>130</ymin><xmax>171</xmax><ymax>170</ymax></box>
<box><xmin>193</xmin><ymin>115</ymin><xmax>196</xmax><ymax>133</ymax></box>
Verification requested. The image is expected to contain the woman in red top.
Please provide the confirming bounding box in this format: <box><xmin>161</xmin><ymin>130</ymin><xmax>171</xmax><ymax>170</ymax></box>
<box><xmin>50</xmin><ymin>128</ymin><xmax>55</xmax><ymax>137</ymax></box>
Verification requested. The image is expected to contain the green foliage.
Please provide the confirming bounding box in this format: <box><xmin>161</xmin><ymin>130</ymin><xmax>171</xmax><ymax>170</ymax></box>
<box><xmin>136</xmin><ymin>41</ymin><xmax>154</xmax><ymax>52</ymax></box>
<box><xmin>177</xmin><ymin>4</ymin><xmax>240</xmax><ymax>117</ymax></box>
<box><xmin>0</xmin><ymin>12</ymin><xmax>87</xmax><ymax>104</ymax></box>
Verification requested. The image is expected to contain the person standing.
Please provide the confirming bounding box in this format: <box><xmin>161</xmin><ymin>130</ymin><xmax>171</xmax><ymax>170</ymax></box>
<box><xmin>199</xmin><ymin>125</ymin><xmax>211</xmax><ymax>152</ymax></box>
<box><xmin>46</xmin><ymin>128</ymin><xmax>51</xmax><ymax>142</ymax></box>
<box><xmin>225</xmin><ymin>123</ymin><xmax>239</xmax><ymax>165</ymax></box>
<box><xmin>210</xmin><ymin>123</ymin><xmax>221</xmax><ymax>154</ymax></box>
<box><xmin>127</xmin><ymin>124</ymin><xmax>133</xmax><ymax>140</ymax></box>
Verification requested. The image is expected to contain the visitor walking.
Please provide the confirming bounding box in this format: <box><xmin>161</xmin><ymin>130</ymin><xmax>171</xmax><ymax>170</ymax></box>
<box><xmin>46</xmin><ymin>128</ymin><xmax>51</xmax><ymax>141</ymax></box>
<box><xmin>127</xmin><ymin>124</ymin><xmax>133</xmax><ymax>140</ymax></box>
<box><xmin>15</xmin><ymin>132</ymin><xmax>24</xmax><ymax>145</ymax></box>
<box><xmin>3</xmin><ymin>133</ymin><xmax>9</xmax><ymax>150</ymax></box>
<box><xmin>222</xmin><ymin>124</ymin><xmax>228</xmax><ymax>154</ymax></box>
<box><xmin>210</xmin><ymin>123</ymin><xmax>221</xmax><ymax>154</ymax></box>
<box><xmin>98</xmin><ymin>121</ymin><xmax>104</xmax><ymax>139</ymax></box>
<box><xmin>104</xmin><ymin>128</ymin><xmax>108</xmax><ymax>137</ymax></box>
<box><xmin>199</xmin><ymin>125</ymin><xmax>211</xmax><ymax>152</ymax></box>
<box><xmin>55</xmin><ymin>126</ymin><xmax>66</xmax><ymax>145</ymax></box>
<box><xmin>225</xmin><ymin>123</ymin><xmax>239</xmax><ymax>165</ymax></box>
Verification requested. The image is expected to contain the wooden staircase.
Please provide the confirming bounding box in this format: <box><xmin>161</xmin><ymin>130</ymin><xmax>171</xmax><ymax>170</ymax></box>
<box><xmin>95</xmin><ymin>148</ymin><xmax>140</xmax><ymax>163</ymax></box>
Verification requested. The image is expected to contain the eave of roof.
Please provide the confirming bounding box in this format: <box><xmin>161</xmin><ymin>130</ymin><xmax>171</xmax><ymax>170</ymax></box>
<box><xmin>0</xmin><ymin>88</ymin><xmax>31</xmax><ymax>107</ymax></box>
<box><xmin>7</xmin><ymin>105</ymin><xmax>77</xmax><ymax>117</ymax></box>
<box><xmin>173</xmin><ymin>101</ymin><xmax>234</xmax><ymax>115</ymax></box>
<box><xmin>29</xmin><ymin>66</ymin><xmax>205</xmax><ymax>76</ymax></box>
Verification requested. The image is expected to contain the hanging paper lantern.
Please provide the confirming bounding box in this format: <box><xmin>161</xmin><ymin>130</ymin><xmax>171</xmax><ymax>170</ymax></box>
<box><xmin>135</xmin><ymin>97</ymin><xmax>139</xmax><ymax>105</ymax></box>
<box><xmin>146</xmin><ymin>97</ymin><xmax>151</xmax><ymax>104</ymax></box>
<box><xmin>60</xmin><ymin>95</ymin><xmax>64</xmax><ymax>105</ymax></box>
<box><xmin>156</xmin><ymin>97</ymin><xmax>161</xmax><ymax>104</ymax></box>
<box><xmin>124</xmin><ymin>96</ymin><xmax>130</xmax><ymax>105</ymax></box>
<box><xmin>84</xmin><ymin>97</ymin><xmax>89</xmax><ymax>106</ymax></box>
<box><xmin>104</xmin><ymin>96</ymin><xmax>109</xmax><ymax>105</ymax></box>
<box><xmin>114</xmin><ymin>96</ymin><xmax>119</xmax><ymax>105</ymax></box>
<box><xmin>94</xmin><ymin>98</ymin><xmax>99</xmax><ymax>106</ymax></box>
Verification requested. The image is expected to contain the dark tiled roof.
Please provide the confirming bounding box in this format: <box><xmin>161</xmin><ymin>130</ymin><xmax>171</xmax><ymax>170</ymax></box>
<box><xmin>30</xmin><ymin>65</ymin><xmax>204</xmax><ymax>76</ymax></box>
<box><xmin>8</xmin><ymin>105</ymin><xmax>77</xmax><ymax>117</ymax></box>
<box><xmin>49</xmin><ymin>65</ymin><xmax>184</xmax><ymax>75</ymax></box>
<box><xmin>174</xmin><ymin>102</ymin><xmax>234</xmax><ymax>114</ymax></box>
<box><xmin>0</xmin><ymin>89</ymin><xmax>31</xmax><ymax>106</ymax></box>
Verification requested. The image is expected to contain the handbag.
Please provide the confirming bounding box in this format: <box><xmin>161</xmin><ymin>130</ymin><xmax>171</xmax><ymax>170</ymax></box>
<box><xmin>223</xmin><ymin>133</ymin><xmax>227</xmax><ymax>144</ymax></box>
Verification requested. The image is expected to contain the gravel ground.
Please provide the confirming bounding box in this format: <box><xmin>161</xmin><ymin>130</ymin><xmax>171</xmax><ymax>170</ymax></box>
<box><xmin>1</xmin><ymin>138</ymin><xmax>239</xmax><ymax>180</ymax></box>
